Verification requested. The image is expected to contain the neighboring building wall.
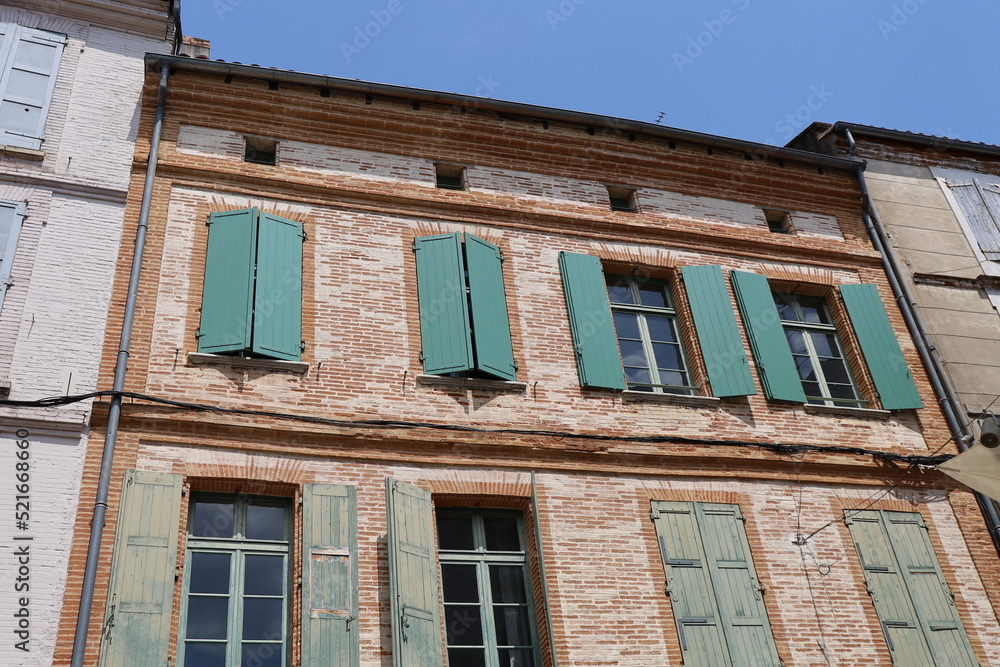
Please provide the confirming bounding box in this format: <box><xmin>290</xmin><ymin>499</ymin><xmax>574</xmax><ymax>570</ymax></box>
<box><xmin>0</xmin><ymin>3</ymin><xmax>172</xmax><ymax>665</ymax></box>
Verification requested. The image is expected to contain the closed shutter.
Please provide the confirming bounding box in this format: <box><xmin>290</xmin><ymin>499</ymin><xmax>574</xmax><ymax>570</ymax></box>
<box><xmin>197</xmin><ymin>208</ymin><xmax>257</xmax><ymax>354</ymax></box>
<box><xmin>730</xmin><ymin>270</ymin><xmax>806</xmax><ymax>402</ymax></box>
<box><xmin>251</xmin><ymin>212</ymin><xmax>304</xmax><ymax>360</ymax></box>
<box><xmin>0</xmin><ymin>199</ymin><xmax>25</xmax><ymax>316</ymax></box>
<box><xmin>948</xmin><ymin>180</ymin><xmax>1000</xmax><ymax>260</ymax></box>
<box><xmin>466</xmin><ymin>234</ymin><xmax>516</xmax><ymax>380</ymax></box>
<box><xmin>386</xmin><ymin>478</ymin><xmax>444</xmax><ymax>667</ymax></box>
<box><xmin>0</xmin><ymin>25</ymin><xmax>65</xmax><ymax>150</ymax></box>
<box><xmin>839</xmin><ymin>284</ymin><xmax>922</xmax><ymax>410</ymax></box>
<box><xmin>99</xmin><ymin>471</ymin><xmax>183</xmax><ymax>667</ymax></box>
<box><xmin>680</xmin><ymin>265</ymin><xmax>756</xmax><ymax>397</ymax></box>
<box><xmin>557</xmin><ymin>251</ymin><xmax>626</xmax><ymax>390</ymax></box>
<box><xmin>414</xmin><ymin>233</ymin><xmax>474</xmax><ymax>375</ymax></box>
<box><xmin>302</xmin><ymin>484</ymin><xmax>359</xmax><ymax>667</ymax></box>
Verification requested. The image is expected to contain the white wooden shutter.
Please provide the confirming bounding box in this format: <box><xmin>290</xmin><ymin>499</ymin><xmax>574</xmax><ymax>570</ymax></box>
<box><xmin>0</xmin><ymin>24</ymin><xmax>65</xmax><ymax>150</ymax></box>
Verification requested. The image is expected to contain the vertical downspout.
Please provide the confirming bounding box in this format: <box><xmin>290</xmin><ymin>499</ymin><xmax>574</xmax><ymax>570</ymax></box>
<box><xmin>70</xmin><ymin>61</ymin><xmax>171</xmax><ymax>667</ymax></box>
<box><xmin>845</xmin><ymin>128</ymin><xmax>1000</xmax><ymax>555</ymax></box>
<box><xmin>531</xmin><ymin>473</ymin><xmax>559</xmax><ymax>667</ymax></box>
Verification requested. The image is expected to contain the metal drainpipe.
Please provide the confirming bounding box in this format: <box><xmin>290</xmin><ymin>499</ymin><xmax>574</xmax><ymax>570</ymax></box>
<box><xmin>70</xmin><ymin>61</ymin><xmax>171</xmax><ymax>667</ymax></box>
<box><xmin>844</xmin><ymin>128</ymin><xmax>1000</xmax><ymax>555</ymax></box>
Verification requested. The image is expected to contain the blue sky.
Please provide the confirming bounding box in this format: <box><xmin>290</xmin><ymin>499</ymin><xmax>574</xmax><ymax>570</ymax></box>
<box><xmin>183</xmin><ymin>0</ymin><xmax>1000</xmax><ymax>148</ymax></box>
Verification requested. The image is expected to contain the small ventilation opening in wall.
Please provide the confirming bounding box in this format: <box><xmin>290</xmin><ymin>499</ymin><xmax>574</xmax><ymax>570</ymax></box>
<box><xmin>435</xmin><ymin>163</ymin><xmax>466</xmax><ymax>190</ymax></box>
<box><xmin>607</xmin><ymin>186</ymin><xmax>637</xmax><ymax>213</ymax></box>
<box><xmin>764</xmin><ymin>209</ymin><xmax>792</xmax><ymax>234</ymax></box>
<box><xmin>244</xmin><ymin>137</ymin><xmax>278</xmax><ymax>166</ymax></box>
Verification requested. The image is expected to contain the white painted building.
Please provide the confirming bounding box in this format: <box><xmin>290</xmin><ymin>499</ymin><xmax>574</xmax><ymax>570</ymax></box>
<box><xmin>0</xmin><ymin>2</ymin><xmax>175</xmax><ymax>664</ymax></box>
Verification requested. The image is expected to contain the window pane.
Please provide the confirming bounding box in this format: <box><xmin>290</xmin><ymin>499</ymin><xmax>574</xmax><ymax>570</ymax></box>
<box><xmin>773</xmin><ymin>294</ymin><xmax>795</xmax><ymax>321</ymax></box>
<box><xmin>442</xmin><ymin>564</ymin><xmax>480</xmax><ymax>603</ymax></box>
<box><xmin>652</xmin><ymin>343</ymin><xmax>682</xmax><ymax>372</ymax></box>
<box><xmin>800</xmin><ymin>299</ymin><xmax>830</xmax><ymax>324</ymax></box>
<box><xmin>242</xmin><ymin>598</ymin><xmax>282</xmax><ymax>640</ymax></box>
<box><xmin>445</xmin><ymin>605</ymin><xmax>484</xmax><ymax>645</ymax></box>
<box><xmin>657</xmin><ymin>370</ymin><xmax>688</xmax><ymax>389</ymax></box>
<box><xmin>483</xmin><ymin>515</ymin><xmax>520</xmax><ymax>551</ymax></box>
<box><xmin>186</xmin><ymin>597</ymin><xmax>229</xmax><ymax>640</ymax></box>
<box><xmin>448</xmin><ymin>648</ymin><xmax>487</xmax><ymax>667</ymax></box>
<box><xmin>489</xmin><ymin>566</ymin><xmax>527</xmax><ymax>603</ymax></box>
<box><xmin>829</xmin><ymin>383</ymin><xmax>858</xmax><ymax>400</ymax></box>
<box><xmin>637</xmin><ymin>282</ymin><xmax>669</xmax><ymax>308</ymax></box>
<box><xmin>624</xmin><ymin>366</ymin><xmax>652</xmax><ymax>385</ymax></box>
<box><xmin>784</xmin><ymin>329</ymin><xmax>807</xmax><ymax>355</ymax></box>
<box><xmin>246</xmin><ymin>504</ymin><xmax>286</xmax><ymax>541</ymax></box>
<box><xmin>618</xmin><ymin>340</ymin><xmax>648</xmax><ymax>367</ymax></box>
<box><xmin>185</xmin><ymin>642</ymin><xmax>227</xmax><ymax>667</ymax></box>
<box><xmin>605</xmin><ymin>278</ymin><xmax>633</xmax><ymax>305</ymax></box>
<box><xmin>244</xmin><ymin>555</ymin><xmax>283</xmax><ymax>597</ymax></box>
<box><xmin>241</xmin><ymin>643</ymin><xmax>282</xmax><ymax>667</ymax></box>
<box><xmin>645</xmin><ymin>315</ymin><xmax>677</xmax><ymax>343</ymax></box>
<box><xmin>612</xmin><ymin>311</ymin><xmax>641</xmax><ymax>339</ymax></box>
<box><xmin>794</xmin><ymin>356</ymin><xmax>816</xmax><ymax>382</ymax></box>
<box><xmin>437</xmin><ymin>513</ymin><xmax>475</xmax><ymax>551</ymax></box>
<box><xmin>190</xmin><ymin>552</ymin><xmax>231</xmax><ymax>594</ymax></box>
<box><xmin>494</xmin><ymin>606</ymin><xmax>532</xmax><ymax>645</ymax></box>
<box><xmin>820</xmin><ymin>357</ymin><xmax>851</xmax><ymax>385</ymax></box>
<box><xmin>498</xmin><ymin>649</ymin><xmax>536</xmax><ymax>667</ymax></box>
<box><xmin>809</xmin><ymin>332</ymin><xmax>838</xmax><ymax>358</ymax></box>
<box><xmin>802</xmin><ymin>381</ymin><xmax>822</xmax><ymax>398</ymax></box>
<box><xmin>192</xmin><ymin>501</ymin><xmax>234</xmax><ymax>538</ymax></box>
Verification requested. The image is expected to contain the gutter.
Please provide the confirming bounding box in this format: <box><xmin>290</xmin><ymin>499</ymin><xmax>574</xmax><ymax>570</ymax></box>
<box><xmin>834</xmin><ymin>121</ymin><xmax>1000</xmax><ymax>161</ymax></box>
<box><xmin>844</xmin><ymin>128</ymin><xmax>1000</xmax><ymax>556</ymax></box>
<box><xmin>146</xmin><ymin>54</ymin><xmax>859</xmax><ymax>174</ymax></box>
<box><xmin>70</xmin><ymin>60</ymin><xmax>171</xmax><ymax>667</ymax></box>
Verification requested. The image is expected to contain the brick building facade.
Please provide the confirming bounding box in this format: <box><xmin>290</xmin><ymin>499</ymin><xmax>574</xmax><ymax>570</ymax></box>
<box><xmin>56</xmin><ymin>55</ymin><xmax>1000</xmax><ymax>665</ymax></box>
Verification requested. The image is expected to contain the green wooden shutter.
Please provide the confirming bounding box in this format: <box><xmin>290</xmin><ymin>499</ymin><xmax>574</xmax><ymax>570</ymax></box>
<box><xmin>651</xmin><ymin>501</ymin><xmax>732</xmax><ymax>666</ymax></box>
<box><xmin>558</xmin><ymin>252</ymin><xmax>626</xmax><ymax>390</ymax></box>
<box><xmin>99</xmin><ymin>471</ymin><xmax>183</xmax><ymax>667</ymax></box>
<box><xmin>839</xmin><ymin>284</ymin><xmax>923</xmax><ymax>411</ymax></box>
<box><xmin>252</xmin><ymin>212</ymin><xmax>304</xmax><ymax>361</ymax></box>
<box><xmin>302</xmin><ymin>484</ymin><xmax>359</xmax><ymax>667</ymax></box>
<box><xmin>697</xmin><ymin>504</ymin><xmax>781</xmax><ymax>666</ymax></box>
<box><xmin>386</xmin><ymin>478</ymin><xmax>444</xmax><ymax>667</ymax></box>
<box><xmin>465</xmin><ymin>234</ymin><xmax>517</xmax><ymax>380</ymax></box>
<box><xmin>882</xmin><ymin>512</ymin><xmax>979</xmax><ymax>666</ymax></box>
<box><xmin>198</xmin><ymin>208</ymin><xmax>257</xmax><ymax>355</ymax></box>
<box><xmin>730</xmin><ymin>270</ymin><xmax>806</xmax><ymax>402</ymax></box>
<box><xmin>680</xmin><ymin>266</ymin><xmax>756</xmax><ymax>397</ymax></box>
<box><xmin>414</xmin><ymin>233</ymin><xmax>474</xmax><ymax>375</ymax></box>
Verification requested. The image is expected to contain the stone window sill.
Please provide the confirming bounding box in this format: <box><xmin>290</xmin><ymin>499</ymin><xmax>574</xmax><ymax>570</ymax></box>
<box><xmin>188</xmin><ymin>352</ymin><xmax>309</xmax><ymax>375</ymax></box>
<box><xmin>803</xmin><ymin>403</ymin><xmax>891</xmax><ymax>420</ymax></box>
<box><xmin>417</xmin><ymin>374</ymin><xmax>526</xmax><ymax>392</ymax></box>
<box><xmin>0</xmin><ymin>144</ymin><xmax>43</xmax><ymax>161</ymax></box>
<box><xmin>622</xmin><ymin>390</ymin><xmax>721</xmax><ymax>408</ymax></box>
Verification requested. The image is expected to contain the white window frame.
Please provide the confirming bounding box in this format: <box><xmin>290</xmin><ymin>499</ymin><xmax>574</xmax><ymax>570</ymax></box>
<box><xmin>0</xmin><ymin>23</ymin><xmax>66</xmax><ymax>150</ymax></box>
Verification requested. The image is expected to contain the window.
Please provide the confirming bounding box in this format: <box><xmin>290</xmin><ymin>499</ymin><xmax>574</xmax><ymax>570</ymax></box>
<box><xmin>764</xmin><ymin>208</ymin><xmax>791</xmax><ymax>234</ymax></box>
<box><xmin>606</xmin><ymin>274</ymin><xmax>693</xmax><ymax>394</ymax></box>
<box><xmin>846</xmin><ymin>510</ymin><xmax>978</xmax><ymax>666</ymax></box>
<box><xmin>606</xmin><ymin>186</ymin><xmax>636</xmax><ymax>212</ymax></box>
<box><xmin>436</xmin><ymin>163</ymin><xmax>466</xmax><ymax>190</ymax></box>
<box><xmin>0</xmin><ymin>23</ymin><xmax>65</xmax><ymax>150</ymax></box>
<box><xmin>180</xmin><ymin>495</ymin><xmax>291</xmax><ymax>667</ymax></box>
<box><xmin>650</xmin><ymin>501</ymin><xmax>781</xmax><ymax>666</ymax></box>
<box><xmin>244</xmin><ymin>136</ymin><xmax>278</xmax><ymax>165</ymax></box>
<box><xmin>197</xmin><ymin>208</ymin><xmax>305</xmax><ymax>361</ymax></box>
<box><xmin>0</xmin><ymin>199</ymin><xmax>25</xmax><ymax>315</ymax></box>
<box><xmin>946</xmin><ymin>179</ymin><xmax>1000</xmax><ymax>261</ymax></box>
<box><xmin>413</xmin><ymin>232</ymin><xmax>517</xmax><ymax>380</ymax></box>
<box><xmin>773</xmin><ymin>292</ymin><xmax>861</xmax><ymax>407</ymax></box>
<box><xmin>437</xmin><ymin>509</ymin><xmax>542</xmax><ymax>667</ymax></box>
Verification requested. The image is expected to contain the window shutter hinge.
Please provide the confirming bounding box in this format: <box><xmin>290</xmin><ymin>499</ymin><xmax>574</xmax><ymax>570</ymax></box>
<box><xmin>195</xmin><ymin>329</ymin><xmax>203</xmax><ymax>338</ymax></box>
<box><xmin>664</xmin><ymin>582</ymin><xmax>672</xmax><ymax>597</ymax></box>
<box><xmin>418</xmin><ymin>352</ymin><xmax>425</xmax><ymax>362</ymax></box>
<box><xmin>412</xmin><ymin>240</ymin><xmax>419</xmax><ymax>251</ymax></box>
<box><xmin>296</xmin><ymin>576</ymin><xmax>303</xmax><ymax>586</ymax></box>
<box><xmin>513</xmin><ymin>361</ymin><xmax>519</xmax><ymax>370</ymax></box>
<box><xmin>299</xmin><ymin>341</ymin><xmax>306</xmax><ymax>351</ymax></box>
<box><xmin>174</xmin><ymin>567</ymin><xmax>180</xmax><ymax>582</ymax></box>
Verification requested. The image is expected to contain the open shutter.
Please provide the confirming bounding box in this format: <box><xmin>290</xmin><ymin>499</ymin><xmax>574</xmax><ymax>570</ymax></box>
<box><xmin>251</xmin><ymin>212</ymin><xmax>304</xmax><ymax>360</ymax></box>
<box><xmin>302</xmin><ymin>484</ymin><xmax>359</xmax><ymax>667</ymax></box>
<box><xmin>99</xmin><ymin>471</ymin><xmax>183</xmax><ymax>667</ymax></box>
<box><xmin>883</xmin><ymin>512</ymin><xmax>979</xmax><ymax>666</ymax></box>
<box><xmin>414</xmin><ymin>233</ymin><xmax>474</xmax><ymax>375</ymax></box>
<box><xmin>466</xmin><ymin>234</ymin><xmax>517</xmax><ymax>380</ymax></box>
<box><xmin>0</xmin><ymin>25</ymin><xmax>65</xmax><ymax>150</ymax></box>
<box><xmin>698</xmin><ymin>504</ymin><xmax>781</xmax><ymax>666</ymax></box>
<box><xmin>948</xmin><ymin>180</ymin><xmax>1000</xmax><ymax>260</ymax></box>
<box><xmin>730</xmin><ymin>270</ymin><xmax>806</xmax><ymax>402</ymax></box>
<box><xmin>386</xmin><ymin>479</ymin><xmax>444</xmax><ymax>667</ymax></box>
<box><xmin>198</xmin><ymin>208</ymin><xmax>257</xmax><ymax>354</ymax></box>
<box><xmin>840</xmin><ymin>284</ymin><xmax>923</xmax><ymax>410</ymax></box>
<box><xmin>0</xmin><ymin>199</ymin><xmax>25</xmax><ymax>315</ymax></box>
<box><xmin>680</xmin><ymin>265</ymin><xmax>756</xmax><ymax>397</ymax></box>
<box><xmin>846</xmin><ymin>511</ymin><xmax>937</xmax><ymax>665</ymax></box>
<box><xmin>651</xmin><ymin>501</ymin><xmax>732</xmax><ymax>666</ymax></box>
<box><xmin>558</xmin><ymin>252</ymin><xmax>626</xmax><ymax>390</ymax></box>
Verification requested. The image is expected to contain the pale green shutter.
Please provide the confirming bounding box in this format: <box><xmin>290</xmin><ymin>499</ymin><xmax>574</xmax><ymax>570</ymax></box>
<box><xmin>651</xmin><ymin>501</ymin><xmax>732</xmax><ymax>666</ymax></box>
<box><xmin>99</xmin><ymin>471</ymin><xmax>183</xmax><ymax>667</ymax></box>
<box><xmin>302</xmin><ymin>484</ymin><xmax>359</xmax><ymax>667</ymax></box>
<box><xmin>730</xmin><ymin>270</ymin><xmax>806</xmax><ymax>402</ymax></box>
<box><xmin>697</xmin><ymin>504</ymin><xmax>781</xmax><ymax>666</ymax></box>
<box><xmin>465</xmin><ymin>234</ymin><xmax>517</xmax><ymax>380</ymax></box>
<box><xmin>386</xmin><ymin>478</ymin><xmax>444</xmax><ymax>667</ymax></box>
<box><xmin>680</xmin><ymin>266</ymin><xmax>756</xmax><ymax>397</ymax></box>
<box><xmin>251</xmin><ymin>212</ymin><xmax>304</xmax><ymax>361</ymax></box>
<box><xmin>197</xmin><ymin>208</ymin><xmax>257</xmax><ymax>354</ymax></box>
<box><xmin>414</xmin><ymin>233</ymin><xmax>474</xmax><ymax>375</ymax></box>
<box><xmin>558</xmin><ymin>252</ymin><xmax>625</xmax><ymax>390</ymax></box>
<box><xmin>883</xmin><ymin>512</ymin><xmax>979</xmax><ymax>666</ymax></box>
<box><xmin>840</xmin><ymin>284</ymin><xmax>923</xmax><ymax>411</ymax></box>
